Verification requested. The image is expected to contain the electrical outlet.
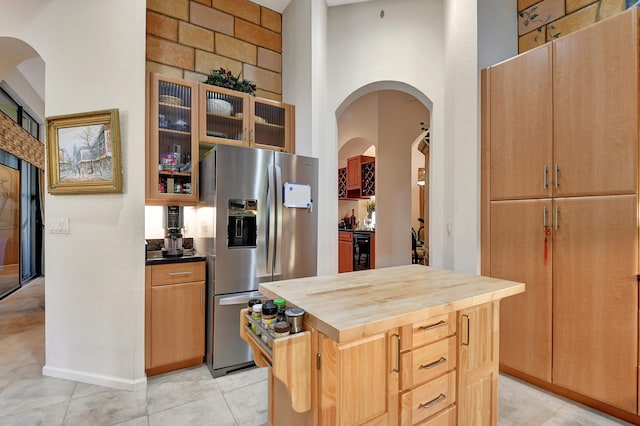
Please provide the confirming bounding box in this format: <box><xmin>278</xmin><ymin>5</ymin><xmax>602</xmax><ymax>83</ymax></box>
<box><xmin>49</xmin><ymin>218</ymin><xmax>70</xmax><ymax>234</ymax></box>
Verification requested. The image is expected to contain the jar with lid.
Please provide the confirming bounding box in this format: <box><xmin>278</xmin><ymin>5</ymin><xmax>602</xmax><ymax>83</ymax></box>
<box><xmin>273</xmin><ymin>321</ymin><xmax>290</xmax><ymax>339</ymax></box>
<box><xmin>251</xmin><ymin>303</ymin><xmax>262</xmax><ymax>336</ymax></box>
<box><xmin>261</xmin><ymin>302</ymin><xmax>278</xmax><ymax>343</ymax></box>
<box><xmin>285</xmin><ymin>307</ymin><xmax>305</xmax><ymax>334</ymax></box>
<box><xmin>273</xmin><ymin>298</ymin><xmax>286</xmax><ymax>322</ymax></box>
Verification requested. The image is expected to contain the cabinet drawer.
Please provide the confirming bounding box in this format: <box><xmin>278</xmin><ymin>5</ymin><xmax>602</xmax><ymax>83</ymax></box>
<box><xmin>401</xmin><ymin>313</ymin><xmax>456</xmax><ymax>350</ymax></box>
<box><xmin>416</xmin><ymin>405</ymin><xmax>456</xmax><ymax>426</ymax></box>
<box><xmin>401</xmin><ymin>371</ymin><xmax>456</xmax><ymax>425</ymax></box>
<box><xmin>401</xmin><ymin>336</ymin><xmax>456</xmax><ymax>390</ymax></box>
<box><xmin>339</xmin><ymin>231</ymin><xmax>353</xmax><ymax>242</ymax></box>
<box><xmin>151</xmin><ymin>262</ymin><xmax>206</xmax><ymax>286</ymax></box>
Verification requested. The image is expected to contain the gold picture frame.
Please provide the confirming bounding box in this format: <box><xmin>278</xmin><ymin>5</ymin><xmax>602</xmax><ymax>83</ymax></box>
<box><xmin>46</xmin><ymin>108</ymin><xmax>123</xmax><ymax>194</ymax></box>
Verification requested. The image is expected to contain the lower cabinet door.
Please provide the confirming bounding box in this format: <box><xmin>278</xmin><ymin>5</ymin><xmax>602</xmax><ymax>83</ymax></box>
<box><xmin>457</xmin><ymin>302</ymin><xmax>499</xmax><ymax>426</ymax></box>
<box><xmin>150</xmin><ymin>281</ymin><xmax>205</xmax><ymax>367</ymax></box>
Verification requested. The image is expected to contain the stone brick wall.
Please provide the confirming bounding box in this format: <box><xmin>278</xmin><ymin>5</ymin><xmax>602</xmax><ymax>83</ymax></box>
<box><xmin>146</xmin><ymin>0</ymin><xmax>282</xmax><ymax>101</ymax></box>
<box><xmin>518</xmin><ymin>0</ymin><xmax>626</xmax><ymax>53</ymax></box>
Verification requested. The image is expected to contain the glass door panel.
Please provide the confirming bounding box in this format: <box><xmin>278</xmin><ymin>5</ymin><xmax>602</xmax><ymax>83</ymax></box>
<box><xmin>199</xmin><ymin>85</ymin><xmax>248</xmax><ymax>148</ymax></box>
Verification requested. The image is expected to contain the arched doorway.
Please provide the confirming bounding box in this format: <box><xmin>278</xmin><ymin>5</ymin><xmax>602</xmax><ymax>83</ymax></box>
<box><xmin>336</xmin><ymin>83</ymin><xmax>431</xmax><ymax>269</ymax></box>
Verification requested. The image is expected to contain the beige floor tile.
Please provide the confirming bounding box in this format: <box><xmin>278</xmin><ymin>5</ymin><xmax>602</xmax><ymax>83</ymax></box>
<box><xmin>541</xmin><ymin>402</ymin><xmax>633</xmax><ymax>425</ymax></box>
<box><xmin>222</xmin><ymin>377</ymin><xmax>268</xmax><ymax>426</ymax></box>
<box><xmin>215</xmin><ymin>366</ymin><xmax>267</xmax><ymax>393</ymax></box>
<box><xmin>0</xmin><ymin>376</ymin><xmax>76</xmax><ymax>417</ymax></box>
<box><xmin>62</xmin><ymin>388</ymin><xmax>147</xmax><ymax>426</ymax></box>
<box><xmin>148</xmin><ymin>395</ymin><xmax>236</xmax><ymax>426</ymax></box>
<box><xmin>0</xmin><ymin>399</ymin><xmax>68</xmax><ymax>426</ymax></box>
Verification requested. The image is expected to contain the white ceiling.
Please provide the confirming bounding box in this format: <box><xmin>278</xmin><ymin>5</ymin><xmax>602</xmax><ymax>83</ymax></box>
<box><xmin>251</xmin><ymin>0</ymin><xmax>373</xmax><ymax>13</ymax></box>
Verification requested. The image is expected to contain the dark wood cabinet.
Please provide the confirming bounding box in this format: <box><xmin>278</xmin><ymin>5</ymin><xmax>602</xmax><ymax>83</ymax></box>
<box><xmin>340</xmin><ymin>155</ymin><xmax>375</xmax><ymax>199</ymax></box>
<box><xmin>338</xmin><ymin>231</ymin><xmax>353</xmax><ymax>273</ymax></box>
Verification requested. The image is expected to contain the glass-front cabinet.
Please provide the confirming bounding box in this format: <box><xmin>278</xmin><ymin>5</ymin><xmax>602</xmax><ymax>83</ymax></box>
<box><xmin>251</xmin><ymin>97</ymin><xmax>293</xmax><ymax>152</ymax></box>
<box><xmin>199</xmin><ymin>85</ymin><xmax>249</xmax><ymax>152</ymax></box>
<box><xmin>199</xmin><ymin>85</ymin><xmax>294</xmax><ymax>153</ymax></box>
<box><xmin>147</xmin><ymin>73</ymin><xmax>198</xmax><ymax>204</ymax></box>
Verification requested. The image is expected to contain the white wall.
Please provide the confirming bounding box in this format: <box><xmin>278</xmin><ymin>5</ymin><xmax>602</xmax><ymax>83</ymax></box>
<box><xmin>0</xmin><ymin>0</ymin><xmax>147</xmax><ymax>389</ymax></box>
<box><xmin>283</xmin><ymin>0</ymin><xmax>333</xmax><ymax>274</ymax></box>
<box><xmin>478</xmin><ymin>0</ymin><xmax>517</xmax><ymax>70</ymax></box>
<box><xmin>327</xmin><ymin>0</ymin><xmax>445</xmax><ymax>269</ymax></box>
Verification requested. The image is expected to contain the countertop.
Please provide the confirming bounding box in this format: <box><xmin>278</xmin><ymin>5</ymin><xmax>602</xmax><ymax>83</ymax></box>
<box><xmin>338</xmin><ymin>228</ymin><xmax>375</xmax><ymax>233</ymax></box>
<box><xmin>145</xmin><ymin>250</ymin><xmax>206</xmax><ymax>265</ymax></box>
<box><xmin>260</xmin><ymin>264</ymin><xmax>524</xmax><ymax>344</ymax></box>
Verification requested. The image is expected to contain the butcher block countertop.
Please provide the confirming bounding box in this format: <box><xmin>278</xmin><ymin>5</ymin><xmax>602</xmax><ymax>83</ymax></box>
<box><xmin>260</xmin><ymin>264</ymin><xmax>524</xmax><ymax>344</ymax></box>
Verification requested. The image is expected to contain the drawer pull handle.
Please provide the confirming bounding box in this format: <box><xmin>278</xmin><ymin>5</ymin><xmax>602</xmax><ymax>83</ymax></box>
<box><xmin>419</xmin><ymin>393</ymin><xmax>446</xmax><ymax>410</ymax></box>
<box><xmin>392</xmin><ymin>333</ymin><xmax>401</xmax><ymax>373</ymax></box>
<box><xmin>420</xmin><ymin>320</ymin><xmax>446</xmax><ymax>331</ymax></box>
<box><xmin>168</xmin><ymin>271</ymin><xmax>192</xmax><ymax>276</ymax></box>
<box><xmin>419</xmin><ymin>357</ymin><xmax>447</xmax><ymax>370</ymax></box>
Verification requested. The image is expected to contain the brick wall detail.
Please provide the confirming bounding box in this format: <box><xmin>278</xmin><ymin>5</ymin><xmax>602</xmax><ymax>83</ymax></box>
<box><xmin>146</xmin><ymin>0</ymin><xmax>282</xmax><ymax>101</ymax></box>
<box><xmin>518</xmin><ymin>0</ymin><xmax>626</xmax><ymax>53</ymax></box>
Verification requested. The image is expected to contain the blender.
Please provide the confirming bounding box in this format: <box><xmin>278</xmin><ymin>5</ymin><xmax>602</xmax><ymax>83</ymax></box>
<box><xmin>162</xmin><ymin>205</ymin><xmax>184</xmax><ymax>257</ymax></box>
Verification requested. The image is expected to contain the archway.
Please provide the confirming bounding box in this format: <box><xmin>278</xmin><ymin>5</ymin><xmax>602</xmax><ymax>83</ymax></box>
<box><xmin>335</xmin><ymin>82</ymin><xmax>431</xmax><ymax>269</ymax></box>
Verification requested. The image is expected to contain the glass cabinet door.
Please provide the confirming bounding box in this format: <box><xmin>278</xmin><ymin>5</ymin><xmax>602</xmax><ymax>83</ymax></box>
<box><xmin>251</xmin><ymin>98</ymin><xmax>293</xmax><ymax>152</ymax></box>
<box><xmin>199</xmin><ymin>85</ymin><xmax>249</xmax><ymax>150</ymax></box>
<box><xmin>147</xmin><ymin>73</ymin><xmax>198</xmax><ymax>204</ymax></box>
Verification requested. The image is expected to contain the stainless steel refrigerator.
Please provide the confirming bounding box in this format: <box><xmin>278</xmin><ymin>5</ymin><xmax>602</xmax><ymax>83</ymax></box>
<box><xmin>197</xmin><ymin>144</ymin><xmax>318</xmax><ymax>377</ymax></box>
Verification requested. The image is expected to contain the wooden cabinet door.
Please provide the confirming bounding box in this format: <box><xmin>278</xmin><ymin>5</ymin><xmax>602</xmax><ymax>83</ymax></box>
<box><xmin>553</xmin><ymin>195</ymin><xmax>638</xmax><ymax>413</ymax></box>
<box><xmin>251</xmin><ymin>98</ymin><xmax>294</xmax><ymax>153</ymax></box>
<box><xmin>490</xmin><ymin>199</ymin><xmax>552</xmax><ymax>381</ymax></box>
<box><xmin>150</xmin><ymin>281</ymin><xmax>205</xmax><ymax>368</ymax></box>
<box><xmin>346</xmin><ymin>156</ymin><xmax>361</xmax><ymax>191</ymax></box>
<box><xmin>338</xmin><ymin>232</ymin><xmax>353</xmax><ymax>273</ymax></box>
<box><xmin>318</xmin><ymin>331</ymin><xmax>397</xmax><ymax>426</ymax></box>
<box><xmin>489</xmin><ymin>44</ymin><xmax>552</xmax><ymax>201</ymax></box>
<box><xmin>198</xmin><ymin>84</ymin><xmax>249</xmax><ymax>149</ymax></box>
<box><xmin>458</xmin><ymin>302</ymin><xmax>499</xmax><ymax>426</ymax></box>
<box><xmin>147</xmin><ymin>73</ymin><xmax>200</xmax><ymax>205</ymax></box>
<box><xmin>553</xmin><ymin>9</ymin><xmax>638</xmax><ymax>197</ymax></box>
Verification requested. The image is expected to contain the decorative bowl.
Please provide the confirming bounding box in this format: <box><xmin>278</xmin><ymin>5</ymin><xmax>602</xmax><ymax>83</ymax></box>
<box><xmin>207</xmin><ymin>98</ymin><xmax>232</xmax><ymax>116</ymax></box>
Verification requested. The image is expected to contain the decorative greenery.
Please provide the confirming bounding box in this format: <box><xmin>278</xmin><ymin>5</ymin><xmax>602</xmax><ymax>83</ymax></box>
<box><xmin>204</xmin><ymin>68</ymin><xmax>257</xmax><ymax>96</ymax></box>
<box><xmin>367</xmin><ymin>199</ymin><xmax>375</xmax><ymax>214</ymax></box>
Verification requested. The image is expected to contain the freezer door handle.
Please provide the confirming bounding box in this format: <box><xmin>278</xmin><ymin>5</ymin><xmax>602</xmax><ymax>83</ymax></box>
<box><xmin>267</xmin><ymin>164</ymin><xmax>275</xmax><ymax>276</ymax></box>
<box><xmin>274</xmin><ymin>164</ymin><xmax>283</xmax><ymax>277</ymax></box>
<box><xmin>218</xmin><ymin>292</ymin><xmax>264</xmax><ymax>306</ymax></box>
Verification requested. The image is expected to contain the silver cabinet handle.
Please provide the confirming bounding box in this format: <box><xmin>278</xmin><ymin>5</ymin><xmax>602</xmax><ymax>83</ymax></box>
<box><xmin>419</xmin><ymin>357</ymin><xmax>446</xmax><ymax>370</ymax></box>
<box><xmin>419</xmin><ymin>320</ymin><xmax>446</xmax><ymax>331</ymax></box>
<box><xmin>419</xmin><ymin>393</ymin><xmax>446</xmax><ymax>410</ymax></box>
<box><xmin>543</xmin><ymin>165</ymin><xmax>548</xmax><ymax>189</ymax></box>
<box><xmin>392</xmin><ymin>333</ymin><xmax>401</xmax><ymax>373</ymax></box>
<box><xmin>168</xmin><ymin>271</ymin><xmax>192</xmax><ymax>276</ymax></box>
<box><xmin>554</xmin><ymin>164</ymin><xmax>559</xmax><ymax>189</ymax></box>
<box><xmin>554</xmin><ymin>205</ymin><xmax>559</xmax><ymax>231</ymax></box>
<box><xmin>462</xmin><ymin>314</ymin><xmax>470</xmax><ymax>346</ymax></box>
<box><xmin>543</xmin><ymin>206</ymin><xmax>547</xmax><ymax>228</ymax></box>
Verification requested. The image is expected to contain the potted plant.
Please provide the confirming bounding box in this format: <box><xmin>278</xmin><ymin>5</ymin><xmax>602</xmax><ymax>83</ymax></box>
<box><xmin>204</xmin><ymin>68</ymin><xmax>257</xmax><ymax>96</ymax></box>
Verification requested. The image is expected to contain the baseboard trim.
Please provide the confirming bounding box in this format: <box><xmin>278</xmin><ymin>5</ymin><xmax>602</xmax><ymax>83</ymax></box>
<box><xmin>500</xmin><ymin>365</ymin><xmax>640</xmax><ymax>425</ymax></box>
<box><xmin>42</xmin><ymin>365</ymin><xmax>147</xmax><ymax>391</ymax></box>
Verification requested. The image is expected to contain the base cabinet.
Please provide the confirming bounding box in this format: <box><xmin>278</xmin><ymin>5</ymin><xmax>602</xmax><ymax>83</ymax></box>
<box><xmin>145</xmin><ymin>261</ymin><xmax>206</xmax><ymax>375</ymax></box>
<box><xmin>338</xmin><ymin>231</ymin><xmax>353</xmax><ymax>273</ymax></box>
<box><xmin>243</xmin><ymin>304</ymin><xmax>501</xmax><ymax>425</ymax></box>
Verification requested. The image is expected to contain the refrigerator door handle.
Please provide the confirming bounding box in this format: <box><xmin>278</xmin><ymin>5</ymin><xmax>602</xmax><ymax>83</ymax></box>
<box><xmin>274</xmin><ymin>164</ymin><xmax>283</xmax><ymax>277</ymax></box>
<box><xmin>219</xmin><ymin>292</ymin><xmax>264</xmax><ymax>306</ymax></box>
<box><xmin>267</xmin><ymin>164</ymin><xmax>275</xmax><ymax>276</ymax></box>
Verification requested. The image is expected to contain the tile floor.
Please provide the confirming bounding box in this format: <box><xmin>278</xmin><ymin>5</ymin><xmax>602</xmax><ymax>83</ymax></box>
<box><xmin>0</xmin><ymin>278</ymin><xmax>633</xmax><ymax>425</ymax></box>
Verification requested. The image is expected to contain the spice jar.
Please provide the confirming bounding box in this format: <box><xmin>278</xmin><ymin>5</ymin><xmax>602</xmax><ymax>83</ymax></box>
<box><xmin>285</xmin><ymin>307</ymin><xmax>305</xmax><ymax>334</ymax></box>
<box><xmin>273</xmin><ymin>298</ymin><xmax>286</xmax><ymax>322</ymax></box>
<box><xmin>261</xmin><ymin>302</ymin><xmax>278</xmax><ymax>343</ymax></box>
<box><xmin>251</xmin><ymin>303</ymin><xmax>262</xmax><ymax>336</ymax></box>
<box><xmin>247</xmin><ymin>298</ymin><xmax>262</xmax><ymax>312</ymax></box>
<box><xmin>273</xmin><ymin>321</ymin><xmax>290</xmax><ymax>339</ymax></box>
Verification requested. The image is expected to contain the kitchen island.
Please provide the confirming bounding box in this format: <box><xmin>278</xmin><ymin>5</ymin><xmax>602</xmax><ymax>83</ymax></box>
<box><xmin>240</xmin><ymin>264</ymin><xmax>524</xmax><ymax>426</ymax></box>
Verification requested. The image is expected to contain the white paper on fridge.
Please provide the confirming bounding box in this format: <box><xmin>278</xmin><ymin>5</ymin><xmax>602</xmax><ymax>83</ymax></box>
<box><xmin>283</xmin><ymin>182</ymin><xmax>312</xmax><ymax>208</ymax></box>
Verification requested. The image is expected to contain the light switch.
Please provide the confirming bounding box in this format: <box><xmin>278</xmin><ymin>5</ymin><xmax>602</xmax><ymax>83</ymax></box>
<box><xmin>48</xmin><ymin>218</ymin><xmax>70</xmax><ymax>234</ymax></box>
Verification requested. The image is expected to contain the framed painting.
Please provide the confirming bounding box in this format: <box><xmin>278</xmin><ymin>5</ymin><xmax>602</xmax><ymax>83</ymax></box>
<box><xmin>46</xmin><ymin>108</ymin><xmax>123</xmax><ymax>194</ymax></box>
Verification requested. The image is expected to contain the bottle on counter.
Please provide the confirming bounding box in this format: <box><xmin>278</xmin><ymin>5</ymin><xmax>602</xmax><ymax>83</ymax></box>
<box><xmin>350</xmin><ymin>209</ymin><xmax>357</xmax><ymax>229</ymax></box>
<box><xmin>273</xmin><ymin>321</ymin><xmax>290</xmax><ymax>339</ymax></box>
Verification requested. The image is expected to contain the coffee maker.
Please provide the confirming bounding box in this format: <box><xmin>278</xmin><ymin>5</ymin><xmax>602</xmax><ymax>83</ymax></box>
<box><xmin>162</xmin><ymin>205</ymin><xmax>184</xmax><ymax>257</ymax></box>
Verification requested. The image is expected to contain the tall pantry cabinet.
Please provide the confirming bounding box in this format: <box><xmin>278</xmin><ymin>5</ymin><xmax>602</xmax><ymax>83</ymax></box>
<box><xmin>481</xmin><ymin>7</ymin><xmax>639</xmax><ymax>421</ymax></box>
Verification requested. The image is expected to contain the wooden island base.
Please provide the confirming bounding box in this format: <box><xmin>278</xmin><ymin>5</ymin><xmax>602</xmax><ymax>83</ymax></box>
<box><xmin>239</xmin><ymin>265</ymin><xmax>524</xmax><ymax>426</ymax></box>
